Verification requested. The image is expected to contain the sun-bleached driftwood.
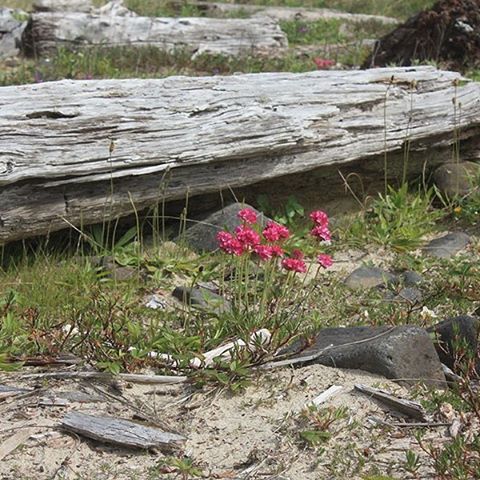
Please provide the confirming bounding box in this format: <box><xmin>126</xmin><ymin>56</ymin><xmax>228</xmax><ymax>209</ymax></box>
<box><xmin>61</xmin><ymin>411</ymin><xmax>186</xmax><ymax>449</ymax></box>
<box><xmin>1</xmin><ymin>66</ymin><xmax>480</xmax><ymax>244</ymax></box>
<box><xmin>0</xmin><ymin>429</ymin><xmax>36</xmax><ymax>461</ymax></box>
<box><xmin>185</xmin><ymin>1</ymin><xmax>399</xmax><ymax>25</ymax></box>
<box><xmin>0</xmin><ymin>385</ymin><xmax>30</xmax><ymax>400</ymax></box>
<box><xmin>354</xmin><ymin>384</ymin><xmax>428</xmax><ymax>421</ymax></box>
<box><xmin>19</xmin><ymin>371</ymin><xmax>188</xmax><ymax>384</ymax></box>
<box><xmin>155</xmin><ymin>329</ymin><xmax>272</xmax><ymax>368</ymax></box>
<box><xmin>23</xmin><ymin>11</ymin><xmax>287</xmax><ymax>58</ymax></box>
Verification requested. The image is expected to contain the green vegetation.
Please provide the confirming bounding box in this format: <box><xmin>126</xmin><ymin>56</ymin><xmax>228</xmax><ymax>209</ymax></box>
<box><xmin>1</xmin><ymin>1</ymin><xmax>480</xmax><ymax>478</ymax></box>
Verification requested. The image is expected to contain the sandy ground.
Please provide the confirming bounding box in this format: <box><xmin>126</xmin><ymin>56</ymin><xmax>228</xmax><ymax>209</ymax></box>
<box><xmin>0</xmin><ymin>362</ymin><xmax>447</xmax><ymax>480</ymax></box>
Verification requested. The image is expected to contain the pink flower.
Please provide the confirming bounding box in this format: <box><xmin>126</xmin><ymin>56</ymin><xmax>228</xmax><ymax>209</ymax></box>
<box><xmin>262</xmin><ymin>221</ymin><xmax>290</xmax><ymax>242</ymax></box>
<box><xmin>270</xmin><ymin>245</ymin><xmax>284</xmax><ymax>257</ymax></box>
<box><xmin>235</xmin><ymin>225</ymin><xmax>261</xmax><ymax>249</ymax></box>
<box><xmin>292</xmin><ymin>249</ymin><xmax>304</xmax><ymax>260</ymax></box>
<box><xmin>313</xmin><ymin>57</ymin><xmax>336</xmax><ymax>70</ymax></box>
<box><xmin>317</xmin><ymin>254</ymin><xmax>333</xmax><ymax>269</ymax></box>
<box><xmin>310</xmin><ymin>210</ymin><xmax>329</xmax><ymax>227</ymax></box>
<box><xmin>237</xmin><ymin>208</ymin><xmax>257</xmax><ymax>225</ymax></box>
<box><xmin>281</xmin><ymin>257</ymin><xmax>307</xmax><ymax>273</ymax></box>
<box><xmin>217</xmin><ymin>231</ymin><xmax>244</xmax><ymax>256</ymax></box>
<box><xmin>311</xmin><ymin>225</ymin><xmax>331</xmax><ymax>242</ymax></box>
<box><xmin>254</xmin><ymin>244</ymin><xmax>274</xmax><ymax>261</ymax></box>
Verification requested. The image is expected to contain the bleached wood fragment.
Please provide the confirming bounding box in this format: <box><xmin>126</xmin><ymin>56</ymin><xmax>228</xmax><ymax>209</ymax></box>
<box><xmin>305</xmin><ymin>385</ymin><xmax>343</xmax><ymax>408</ymax></box>
<box><xmin>0</xmin><ymin>429</ymin><xmax>35</xmax><ymax>461</ymax></box>
<box><xmin>150</xmin><ymin>329</ymin><xmax>272</xmax><ymax>368</ymax></box>
<box><xmin>354</xmin><ymin>384</ymin><xmax>428</xmax><ymax>421</ymax></box>
<box><xmin>61</xmin><ymin>411</ymin><xmax>185</xmax><ymax>449</ymax></box>
<box><xmin>19</xmin><ymin>371</ymin><xmax>188</xmax><ymax>384</ymax></box>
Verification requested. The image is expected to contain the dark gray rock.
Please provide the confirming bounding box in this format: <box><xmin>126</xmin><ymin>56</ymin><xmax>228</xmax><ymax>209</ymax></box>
<box><xmin>292</xmin><ymin>325</ymin><xmax>445</xmax><ymax>386</ymax></box>
<box><xmin>433</xmin><ymin>161</ymin><xmax>480</xmax><ymax>198</ymax></box>
<box><xmin>400</xmin><ymin>271</ymin><xmax>423</xmax><ymax>287</ymax></box>
<box><xmin>101</xmin><ymin>257</ymin><xmax>138</xmax><ymax>281</ymax></box>
<box><xmin>423</xmin><ymin>232</ymin><xmax>471</xmax><ymax>259</ymax></box>
<box><xmin>178</xmin><ymin>203</ymin><xmax>268</xmax><ymax>252</ymax></box>
<box><xmin>427</xmin><ymin>316</ymin><xmax>480</xmax><ymax>371</ymax></box>
<box><xmin>394</xmin><ymin>287</ymin><xmax>423</xmax><ymax>305</ymax></box>
<box><xmin>0</xmin><ymin>8</ymin><xmax>28</xmax><ymax>59</ymax></box>
<box><xmin>344</xmin><ymin>266</ymin><xmax>397</xmax><ymax>290</ymax></box>
<box><xmin>172</xmin><ymin>286</ymin><xmax>230</xmax><ymax>314</ymax></box>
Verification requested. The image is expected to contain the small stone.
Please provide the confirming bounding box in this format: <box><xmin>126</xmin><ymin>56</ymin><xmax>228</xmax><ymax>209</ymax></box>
<box><xmin>101</xmin><ymin>257</ymin><xmax>138</xmax><ymax>281</ymax></box>
<box><xmin>399</xmin><ymin>271</ymin><xmax>423</xmax><ymax>287</ymax></box>
<box><xmin>344</xmin><ymin>266</ymin><xmax>397</xmax><ymax>290</ymax></box>
<box><xmin>177</xmin><ymin>203</ymin><xmax>268</xmax><ymax>252</ymax></box>
<box><xmin>423</xmin><ymin>232</ymin><xmax>470</xmax><ymax>259</ymax></box>
<box><xmin>393</xmin><ymin>287</ymin><xmax>423</xmax><ymax>305</ymax></box>
<box><xmin>427</xmin><ymin>315</ymin><xmax>480</xmax><ymax>370</ymax></box>
<box><xmin>144</xmin><ymin>294</ymin><xmax>167</xmax><ymax>310</ymax></box>
<box><xmin>292</xmin><ymin>325</ymin><xmax>445</xmax><ymax>386</ymax></box>
<box><xmin>172</xmin><ymin>286</ymin><xmax>230</xmax><ymax>313</ymax></box>
<box><xmin>433</xmin><ymin>161</ymin><xmax>480</xmax><ymax>198</ymax></box>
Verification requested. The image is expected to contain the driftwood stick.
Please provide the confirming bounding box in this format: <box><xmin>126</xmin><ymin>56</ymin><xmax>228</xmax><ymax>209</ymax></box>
<box><xmin>19</xmin><ymin>372</ymin><xmax>188</xmax><ymax>384</ymax></box>
<box><xmin>61</xmin><ymin>411</ymin><xmax>185</xmax><ymax>450</ymax></box>
<box><xmin>354</xmin><ymin>384</ymin><xmax>428</xmax><ymax>421</ymax></box>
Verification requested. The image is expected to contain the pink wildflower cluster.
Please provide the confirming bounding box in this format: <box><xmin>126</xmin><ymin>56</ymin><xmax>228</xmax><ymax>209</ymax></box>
<box><xmin>216</xmin><ymin>207</ymin><xmax>333</xmax><ymax>272</ymax></box>
<box><xmin>313</xmin><ymin>57</ymin><xmax>336</xmax><ymax>70</ymax></box>
<box><xmin>309</xmin><ymin>209</ymin><xmax>331</xmax><ymax>242</ymax></box>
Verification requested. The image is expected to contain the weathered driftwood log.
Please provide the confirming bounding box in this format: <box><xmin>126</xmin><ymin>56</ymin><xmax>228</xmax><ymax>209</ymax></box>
<box><xmin>23</xmin><ymin>12</ymin><xmax>288</xmax><ymax>58</ymax></box>
<box><xmin>61</xmin><ymin>411</ymin><xmax>186</xmax><ymax>449</ymax></box>
<box><xmin>1</xmin><ymin>66</ymin><xmax>480</xmax><ymax>244</ymax></box>
<box><xmin>184</xmin><ymin>1</ymin><xmax>399</xmax><ymax>25</ymax></box>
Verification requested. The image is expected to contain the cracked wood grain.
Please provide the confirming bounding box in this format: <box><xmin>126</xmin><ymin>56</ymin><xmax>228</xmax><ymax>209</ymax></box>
<box><xmin>1</xmin><ymin>66</ymin><xmax>479</xmax><ymax>243</ymax></box>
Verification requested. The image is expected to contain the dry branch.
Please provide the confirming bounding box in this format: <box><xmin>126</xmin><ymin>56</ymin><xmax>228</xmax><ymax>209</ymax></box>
<box><xmin>1</xmin><ymin>67</ymin><xmax>480</xmax><ymax>244</ymax></box>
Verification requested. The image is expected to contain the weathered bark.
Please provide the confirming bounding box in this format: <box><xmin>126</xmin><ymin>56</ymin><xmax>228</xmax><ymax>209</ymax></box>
<box><xmin>1</xmin><ymin>66</ymin><xmax>479</xmax><ymax>244</ymax></box>
<box><xmin>184</xmin><ymin>0</ymin><xmax>399</xmax><ymax>25</ymax></box>
<box><xmin>61</xmin><ymin>411</ymin><xmax>186</xmax><ymax>449</ymax></box>
<box><xmin>23</xmin><ymin>12</ymin><xmax>288</xmax><ymax>58</ymax></box>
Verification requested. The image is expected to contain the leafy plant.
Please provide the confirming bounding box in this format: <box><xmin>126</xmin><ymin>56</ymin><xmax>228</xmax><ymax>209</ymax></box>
<box><xmin>298</xmin><ymin>405</ymin><xmax>349</xmax><ymax>447</ymax></box>
<box><xmin>345</xmin><ymin>184</ymin><xmax>442</xmax><ymax>251</ymax></box>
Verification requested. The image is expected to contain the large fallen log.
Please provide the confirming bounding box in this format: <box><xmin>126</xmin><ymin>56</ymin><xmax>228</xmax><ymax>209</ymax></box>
<box><xmin>1</xmin><ymin>66</ymin><xmax>480</xmax><ymax>244</ymax></box>
<box><xmin>23</xmin><ymin>12</ymin><xmax>287</xmax><ymax>58</ymax></box>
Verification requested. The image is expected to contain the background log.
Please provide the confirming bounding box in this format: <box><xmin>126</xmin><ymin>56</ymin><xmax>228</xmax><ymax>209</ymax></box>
<box><xmin>184</xmin><ymin>1</ymin><xmax>399</xmax><ymax>25</ymax></box>
<box><xmin>33</xmin><ymin>0</ymin><xmax>93</xmax><ymax>13</ymax></box>
<box><xmin>23</xmin><ymin>12</ymin><xmax>288</xmax><ymax>58</ymax></box>
<box><xmin>1</xmin><ymin>66</ymin><xmax>479</xmax><ymax>244</ymax></box>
